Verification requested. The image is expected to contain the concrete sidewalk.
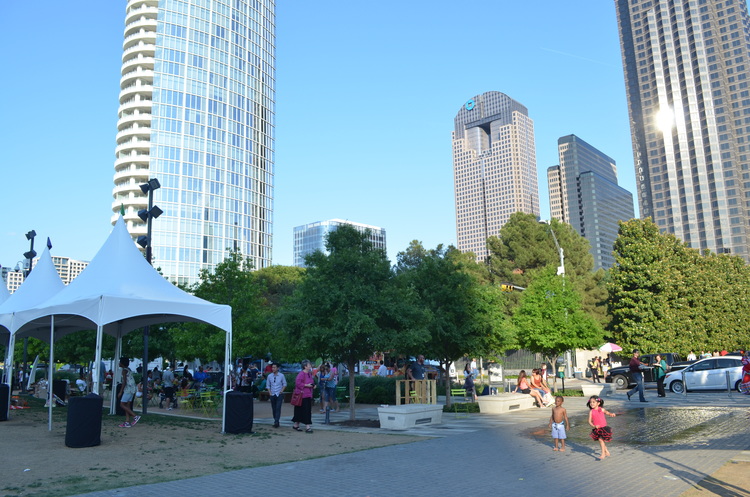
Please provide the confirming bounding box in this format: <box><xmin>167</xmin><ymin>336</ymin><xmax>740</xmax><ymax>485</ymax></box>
<box><xmin>76</xmin><ymin>390</ymin><xmax>750</xmax><ymax>497</ymax></box>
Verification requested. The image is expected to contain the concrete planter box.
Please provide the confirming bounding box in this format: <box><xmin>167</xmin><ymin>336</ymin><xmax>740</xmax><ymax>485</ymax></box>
<box><xmin>477</xmin><ymin>393</ymin><xmax>537</xmax><ymax>414</ymax></box>
<box><xmin>581</xmin><ymin>383</ymin><xmax>616</xmax><ymax>397</ymax></box>
<box><xmin>377</xmin><ymin>404</ymin><xmax>443</xmax><ymax>430</ymax></box>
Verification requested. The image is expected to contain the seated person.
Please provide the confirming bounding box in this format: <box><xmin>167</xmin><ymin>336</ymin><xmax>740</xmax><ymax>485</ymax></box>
<box><xmin>75</xmin><ymin>373</ymin><xmax>87</xmax><ymax>394</ymax></box>
<box><xmin>514</xmin><ymin>370</ymin><xmax>545</xmax><ymax>407</ymax></box>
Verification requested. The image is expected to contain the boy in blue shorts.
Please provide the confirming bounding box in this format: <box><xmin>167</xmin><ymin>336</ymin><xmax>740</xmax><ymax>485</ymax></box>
<box><xmin>548</xmin><ymin>395</ymin><xmax>569</xmax><ymax>451</ymax></box>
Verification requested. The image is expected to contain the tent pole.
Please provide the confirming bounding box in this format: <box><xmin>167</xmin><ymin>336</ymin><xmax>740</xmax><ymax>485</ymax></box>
<box><xmin>4</xmin><ymin>333</ymin><xmax>15</xmax><ymax>421</ymax></box>
<box><xmin>111</xmin><ymin>330</ymin><xmax>122</xmax><ymax>415</ymax></box>
<box><xmin>48</xmin><ymin>316</ymin><xmax>54</xmax><ymax>431</ymax></box>
<box><xmin>222</xmin><ymin>326</ymin><xmax>231</xmax><ymax>434</ymax></box>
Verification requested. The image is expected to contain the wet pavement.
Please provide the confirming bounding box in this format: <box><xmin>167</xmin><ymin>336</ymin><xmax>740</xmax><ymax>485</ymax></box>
<box><xmin>76</xmin><ymin>387</ymin><xmax>750</xmax><ymax>497</ymax></box>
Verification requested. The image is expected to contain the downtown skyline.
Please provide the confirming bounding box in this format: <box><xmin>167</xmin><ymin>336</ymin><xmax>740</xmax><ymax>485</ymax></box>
<box><xmin>0</xmin><ymin>1</ymin><xmax>637</xmax><ymax>272</ymax></box>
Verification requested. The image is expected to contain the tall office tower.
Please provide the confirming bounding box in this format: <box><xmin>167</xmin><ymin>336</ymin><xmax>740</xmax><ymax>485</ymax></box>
<box><xmin>111</xmin><ymin>0</ymin><xmax>276</xmax><ymax>285</ymax></box>
<box><xmin>548</xmin><ymin>135</ymin><xmax>635</xmax><ymax>270</ymax></box>
<box><xmin>293</xmin><ymin>219</ymin><xmax>387</xmax><ymax>267</ymax></box>
<box><xmin>615</xmin><ymin>0</ymin><xmax>750</xmax><ymax>259</ymax></box>
<box><xmin>452</xmin><ymin>91</ymin><xmax>539</xmax><ymax>262</ymax></box>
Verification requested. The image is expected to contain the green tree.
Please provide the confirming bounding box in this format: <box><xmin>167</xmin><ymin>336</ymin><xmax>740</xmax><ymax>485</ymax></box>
<box><xmin>279</xmin><ymin>225</ymin><xmax>426</xmax><ymax>420</ymax></box>
<box><xmin>395</xmin><ymin>241</ymin><xmax>513</xmax><ymax>404</ymax></box>
<box><xmin>173</xmin><ymin>250</ymin><xmax>264</xmax><ymax>363</ymax></box>
<box><xmin>486</xmin><ymin>213</ymin><xmax>608</xmax><ymax>324</ymax></box>
<box><xmin>513</xmin><ymin>265</ymin><xmax>603</xmax><ymax>391</ymax></box>
<box><xmin>608</xmin><ymin>218</ymin><xmax>750</xmax><ymax>353</ymax></box>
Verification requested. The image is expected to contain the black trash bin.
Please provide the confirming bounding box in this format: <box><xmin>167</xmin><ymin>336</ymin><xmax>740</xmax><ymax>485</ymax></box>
<box><xmin>0</xmin><ymin>384</ymin><xmax>9</xmax><ymax>421</ymax></box>
<box><xmin>52</xmin><ymin>380</ymin><xmax>67</xmax><ymax>406</ymax></box>
<box><xmin>225</xmin><ymin>391</ymin><xmax>253</xmax><ymax>434</ymax></box>
<box><xmin>65</xmin><ymin>394</ymin><xmax>104</xmax><ymax>448</ymax></box>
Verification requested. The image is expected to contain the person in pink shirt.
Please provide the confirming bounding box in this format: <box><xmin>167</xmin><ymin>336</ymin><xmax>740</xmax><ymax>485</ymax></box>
<box><xmin>588</xmin><ymin>396</ymin><xmax>616</xmax><ymax>459</ymax></box>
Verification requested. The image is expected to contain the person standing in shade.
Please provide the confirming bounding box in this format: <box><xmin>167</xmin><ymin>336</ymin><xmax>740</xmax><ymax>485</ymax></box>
<box><xmin>292</xmin><ymin>359</ymin><xmax>315</xmax><ymax>433</ymax></box>
<box><xmin>266</xmin><ymin>363</ymin><xmax>287</xmax><ymax>428</ymax></box>
<box><xmin>653</xmin><ymin>354</ymin><xmax>668</xmax><ymax>397</ymax></box>
<box><xmin>161</xmin><ymin>364</ymin><xmax>175</xmax><ymax>410</ymax></box>
<box><xmin>626</xmin><ymin>349</ymin><xmax>648</xmax><ymax>402</ymax></box>
<box><xmin>377</xmin><ymin>360</ymin><xmax>388</xmax><ymax>377</ymax></box>
<box><xmin>408</xmin><ymin>355</ymin><xmax>425</xmax><ymax>380</ymax></box>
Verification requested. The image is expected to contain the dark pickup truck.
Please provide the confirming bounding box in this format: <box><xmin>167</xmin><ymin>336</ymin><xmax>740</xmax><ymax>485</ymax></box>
<box><xmin>605</xmin><ymin>353</ymin><xmax>694</xmax><ymax>389</ymax></box>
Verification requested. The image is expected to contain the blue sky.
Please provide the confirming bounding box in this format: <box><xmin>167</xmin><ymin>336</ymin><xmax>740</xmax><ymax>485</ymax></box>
<box><xmin>0</xmin><ymin>1</ymin><xmax>635</xmax><ymax>272</ymax></box>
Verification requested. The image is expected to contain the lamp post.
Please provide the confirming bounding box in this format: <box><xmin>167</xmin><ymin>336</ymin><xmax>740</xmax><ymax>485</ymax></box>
<box><xmin>136</xmin><ymin>178</ymin><xmax>162</xmax><ymax>415</ymax></box>
<box><xmin>540</xmin><ymin>220</ymin><xmax>572</xmax><ymax>382</ymax></box>
<box><xmin>19</xmin><ymin>230</ymin><xmax>37</xmax><ymax>393</ymax></box>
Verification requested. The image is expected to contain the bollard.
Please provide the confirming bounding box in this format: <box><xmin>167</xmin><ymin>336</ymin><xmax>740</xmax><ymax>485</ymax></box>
<box><xmin>323</xmin><ymin>405</ymin><xmax>331</xmax><ymax>424</ymax></box>
<box><xmin>682</xmin><ymin>370</ymin><xmax>687</xmax><ymax>398</ymax></box>
<box><xmin>727</xmin><ymin>371</ymin><xmax>732</xmax><ymax>398</ymax></box>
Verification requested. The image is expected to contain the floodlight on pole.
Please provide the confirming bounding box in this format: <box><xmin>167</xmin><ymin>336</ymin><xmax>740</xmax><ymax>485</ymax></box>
<box><xmin>137</xmin><ymin>178</ymin><xmax>162</xmax><ymax>417</ymax></box>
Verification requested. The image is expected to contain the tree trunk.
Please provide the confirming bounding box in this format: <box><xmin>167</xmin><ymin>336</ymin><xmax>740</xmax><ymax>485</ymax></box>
<box><xmin>443</xmin><ymin>359</ymin><xmax>452</xmax><ymax>407</ymax></box>
<box><xmin>348</xmin><ymin>358</ymin><xmax>356</xmax><ymax>421</ymax></box>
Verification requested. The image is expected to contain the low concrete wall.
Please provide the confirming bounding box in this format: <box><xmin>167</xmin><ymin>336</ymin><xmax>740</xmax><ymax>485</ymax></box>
<box><xmin>477</xmin><ymin>393</ymin><xmax>538</xmax><ymax>414</ymax></box>
<box><xmin>581</xmin><ymin>383</ymin><xmax>616</xmax><ymax>397</ymax></box>
<box><xmin>377</xmin><ymin>404</ymin><xmax>443</xmax><ymax>430</ymax></box>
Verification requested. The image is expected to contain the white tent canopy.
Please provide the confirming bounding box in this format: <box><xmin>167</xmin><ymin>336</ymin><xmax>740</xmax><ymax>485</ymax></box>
<box><xmin>10</xmin><ymin>217</ymin><xmax>233</xmax><ymax>431</ymax></box>
<box><xmin>1</xmin><ymin>248</ymin><xmax>66</xmax><ymax>422</ymax></box>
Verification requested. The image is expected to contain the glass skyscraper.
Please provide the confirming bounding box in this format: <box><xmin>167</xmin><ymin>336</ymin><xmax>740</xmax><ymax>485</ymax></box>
<box><xmin>548</xmin><ymin>135</ymin><xmax>635</xmax><ymax>270</ymax></box>
<box><xmin>293</xmin><ymin>219</ymin><xmax>387</xmax><ymax>267</ymax></box>
<box><xmin>111</xmin><ymin>0</ymin><xmax>275</xmax><ymax>285</ymax></box>
<box><xmin>616</xmin><ymin>0</ymin><xmax>750</xmax><ymax>259</ymax></box>
<box><xmin>452</xmin><ymin>91</ymin><xmax>539</xmax><ymax>262</ymax></box>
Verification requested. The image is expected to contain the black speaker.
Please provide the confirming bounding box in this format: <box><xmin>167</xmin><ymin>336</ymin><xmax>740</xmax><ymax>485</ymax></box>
<box><xmin>65</xmin><ymin>395</ymin><xmax>104</xmax><ymax>448</ymax></box>
<box><xmin>52</xmin><ymin>380</ymin><xmax>67</xmax><ymax>406</ymax></box>
<box><xmin>0</xmin><ymin>384</ymin><xmax>9</xmax><ymax>421</ymax></box>
<box><xmin>225</xmin><ymin>391</ymin><xmax>253</xmax><ymax>434</ymax></box>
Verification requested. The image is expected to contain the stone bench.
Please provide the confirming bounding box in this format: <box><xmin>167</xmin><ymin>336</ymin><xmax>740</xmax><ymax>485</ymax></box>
<box><xmin>377</xmin><ymin>404</ymin><xmax>443</xmax><ymax>430</ymax></box>
<box><xmin>580</xmin><ymin>383</ymin><xmax>616</xmax><ymax>397</ymax></box>
<box><xmin>477</xmin><ymin>393</ymin><xmax>538</xmax><ymax>414</ymax></box>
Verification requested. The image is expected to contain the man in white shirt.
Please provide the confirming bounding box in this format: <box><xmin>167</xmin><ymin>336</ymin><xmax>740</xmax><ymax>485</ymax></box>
<box><xmin>266</xmin><ymin>363</ymin><xmax>287</xmax><ymax>428</ymax></box>
<box><xmin>377</xmin><ymin>360</ymin><xmax>388</xmax><ymax>377</ymax></box>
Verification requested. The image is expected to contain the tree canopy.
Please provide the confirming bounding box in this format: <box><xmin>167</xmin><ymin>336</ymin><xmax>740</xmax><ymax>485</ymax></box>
<box><xmin>608</xmin><ymin>218</ymin><xmax>750</xmax><ymax>354</ymax></box>
<box><xmin>278</xmin><ymin>225</ymin><xmax>427</xmax><ymax>419</ymax></box>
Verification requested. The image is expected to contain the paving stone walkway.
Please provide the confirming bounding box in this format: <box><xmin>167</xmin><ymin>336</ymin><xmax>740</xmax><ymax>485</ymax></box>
<box><xmin>75</xmin><ymin>389</ymin><xmax>750</xmax><ymax>497</ymax></box>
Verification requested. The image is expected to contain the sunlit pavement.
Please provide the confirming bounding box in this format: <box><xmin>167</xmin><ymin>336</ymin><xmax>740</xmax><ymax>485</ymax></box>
<box><xmin>76</xmin><ymin>385</ymin><xmax>750</xmax><ymax>497</ymax></box>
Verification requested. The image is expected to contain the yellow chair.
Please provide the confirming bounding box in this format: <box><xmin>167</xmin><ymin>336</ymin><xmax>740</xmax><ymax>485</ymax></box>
<box><xmin>198</xmin><ymin>391</ymin><xmax>218</xmax><ymax>417</ymax></box>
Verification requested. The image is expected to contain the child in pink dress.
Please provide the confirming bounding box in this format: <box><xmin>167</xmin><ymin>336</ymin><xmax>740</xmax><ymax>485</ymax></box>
<box><xmin>587</xmin><ymin>396</ymin><xmax>616</xmax><ymax>459</ymax></box>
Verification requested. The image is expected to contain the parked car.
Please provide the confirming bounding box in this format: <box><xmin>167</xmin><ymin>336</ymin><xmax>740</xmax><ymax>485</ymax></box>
<box><xmin>664</xmin><ymin>355</ymin><xmax>745</xmax><ymax>393</ymax></box>
<box><xmin>605</xmin><ymin>353</ymin><xmax>693</xmax><ymax>389</ymax></box>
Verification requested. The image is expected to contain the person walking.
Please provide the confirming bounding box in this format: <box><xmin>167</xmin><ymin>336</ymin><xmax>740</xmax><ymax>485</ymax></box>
<box><xmin>463</xmin><ymin>363</ymin><xmax>478</xmax><ymax>402</ymax></box>
<box><xmin>117</xmin><ymin>357</ymin><xmax>139</xmax><ymax>428</ymax></box>
<box><xmin>292</xmin><ymin>359</ymin><xmax>315</xmax><ymax>433</ymax></box>
<box><xmin>626</xmin><ymin>349</ymin><xmax>648</xmax><ymax>402</ymax></box>
<box><xmin>654</xmin><ymin>354</ymin><xmax>668</xmax><ymax>397</ymax></box>
<box><xmin>266</xmin><ymin>363</ymin><xmax>287</xmax><ymax>428</ymax></box>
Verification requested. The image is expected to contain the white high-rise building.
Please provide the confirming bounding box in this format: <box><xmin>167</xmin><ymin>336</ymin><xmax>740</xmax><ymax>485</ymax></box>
<box><xmin>111</xmin><ymin>0</ymin><xmax>276</xmax><ymax>285</ymax></box>
<box><xmin>452</xmin><ymin>91</ymin><xmax>539</xmax><ymax>262</ymax></box>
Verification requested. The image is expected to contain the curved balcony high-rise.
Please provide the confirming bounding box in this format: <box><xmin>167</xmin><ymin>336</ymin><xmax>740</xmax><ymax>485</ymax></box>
<box><xmin>111</xmin><ymin>0</ymin><xmax>276</xmax><ymax>285</ymax></box>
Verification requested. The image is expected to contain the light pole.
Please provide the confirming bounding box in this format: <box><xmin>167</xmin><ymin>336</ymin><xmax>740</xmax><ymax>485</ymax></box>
<box><xmin>540</xmin><ymin>220</ymin><xmax>572</xmax><ymax>381</ymax></box>
<box><xmin>136</xmin><ymin>178</ymin><xmax>162</xmax><ymax>415</ymax></box>
<box><xmin>20</xmin><ymin>230</ymin><xmax>37</xmax><ymax>393</ymax></box>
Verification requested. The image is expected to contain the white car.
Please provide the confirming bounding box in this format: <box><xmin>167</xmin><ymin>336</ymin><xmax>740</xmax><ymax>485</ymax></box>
<box><xmin>664</xmin><ymin>355</ymin><xmax>744</xmax><ymax>393</ymax></box>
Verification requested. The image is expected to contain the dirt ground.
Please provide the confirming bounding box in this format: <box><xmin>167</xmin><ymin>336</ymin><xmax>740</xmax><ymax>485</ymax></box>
<box><xmin>0</xmin><ymin>396</ymin><xmax>421</xmax><ymax>497</ymax></box>
<box><xmin>679</xmin><ymin>460</ymin><xmax>750</xmax><ymax>497</ymax></box>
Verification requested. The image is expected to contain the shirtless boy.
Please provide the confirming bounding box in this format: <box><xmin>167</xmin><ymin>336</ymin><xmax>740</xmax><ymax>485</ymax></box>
<box><xmin>548</xmin><ymin>396</ymin><xmax>570</xmax><ymax>451</ymax></box>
